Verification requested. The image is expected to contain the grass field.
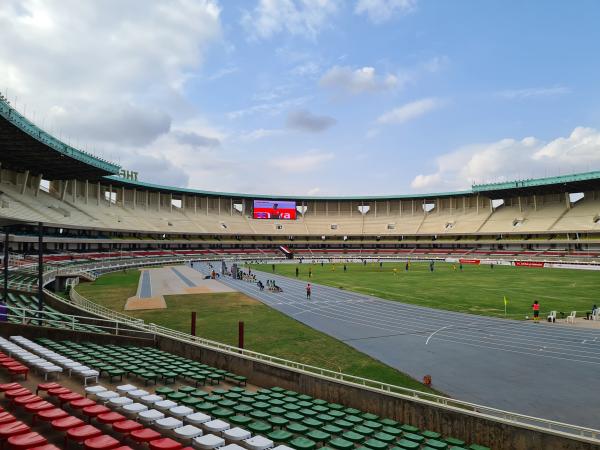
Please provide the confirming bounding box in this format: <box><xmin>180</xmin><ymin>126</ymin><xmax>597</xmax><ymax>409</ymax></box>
<box><xmin>248</xmin><ymin>261</ymin><xmax>600</xmax><ymax>319</ymax></box>
<box><xmin>75</xmin><ymin>270</ymin><xmax>437</xmax><ymax>393</ymax></box>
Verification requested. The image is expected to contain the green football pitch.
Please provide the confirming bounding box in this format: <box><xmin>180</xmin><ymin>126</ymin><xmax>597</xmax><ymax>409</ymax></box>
<box><xmin>248</xmin><ymin>262</ymin><xmax>600</xmax><ymax>319</ymax></box>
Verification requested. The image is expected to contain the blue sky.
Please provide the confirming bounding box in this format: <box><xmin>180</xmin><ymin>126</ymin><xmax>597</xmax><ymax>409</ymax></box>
<box><xmin>1</xmin><ymin>0</ymin><xmax>600</xmax><ymax>195</ymax></box>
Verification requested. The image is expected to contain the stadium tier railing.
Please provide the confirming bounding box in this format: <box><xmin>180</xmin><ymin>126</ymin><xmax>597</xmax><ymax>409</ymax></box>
<box><xmin>38</xmin><ymin>258</ymin><xmax>599</xmax><ymax>445</ymax></box>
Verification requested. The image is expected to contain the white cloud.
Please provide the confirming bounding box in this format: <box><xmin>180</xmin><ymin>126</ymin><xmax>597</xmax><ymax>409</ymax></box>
<box><xmin>239</xmin><ymin>128</ymin><xmax>285</xmax><ymax>141</ymax></box>
<box><xmin>271</xmin><ymin>150</ymin><xmax>334</xmax><ymax>172</ymax></box>
<box><xmin>355</xmin><ymin>0</ymin><xmax>417</xmax><ymax>23</ymax></box>
<box><xmin>0</xmin><ymin>0</ymin><xmax>222</xmax><ymax>181</ymax></box>
<box><xmin>241</xmin><ymin>0</ymin><xmax>340</xmax><ymax>40</ymax></box>
<box><xmin>227</xmin><ymin>96</ymin><xmax>310</xmax><ymax>119</ymax></box>
<box><xmin>319</xmin><ymin>66</ymin><xmax>402</xmax><ymax>95</ymax></box>
<box><xmin>376</xmin><ymin>97</ymin><xmax>443</xmax><ymax>125</ymax></box>
<box><xmin>410</xmin><ymin>127</ymin><xmax>600</xmax><ymax>191</ymax></box>
<box><xmin>497</xmin><ymin>86</ymin><xmax>571</xmax><ymax>100</ymax></box>
<box><xmin>307</xmin><ymin>187</ymin><xmax>321</xmax><ymax>195</ymax></box>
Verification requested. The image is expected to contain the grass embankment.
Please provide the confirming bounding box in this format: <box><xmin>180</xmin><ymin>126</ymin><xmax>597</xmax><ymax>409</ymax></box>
<box><xmin>76</xmin><ymin>270</ymin><xmax>437</xmax><ymax>393</ymax></box>
<box><xmin>249</xmin><ymin>262</ymin><xmax>600</xmax><ymax>319</ymax></box>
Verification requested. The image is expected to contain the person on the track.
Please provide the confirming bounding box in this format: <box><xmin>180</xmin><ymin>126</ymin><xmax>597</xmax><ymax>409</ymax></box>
<box><xmin>429</xmin><ymin>260</ymin><xmax>434</xmax><ymax>272</ymax></box>
<box><xmin>405</xmin><ymin>261</ymin><xmax>409</xmax><ymax>272</ymax></box>
<box><xmin>272</xmin><ymin>264</ymin><xmax>275</xmax><ymax>272</ymax></box>
<box><xmin>306</xmin><ymin>283</ymin><xmax>311</xmax><ymax>300</ymax></box>
<box><xmin>308</xmin><ymin>268</ymin><xmax>312</xmax><ymax>278</ymax></box>
<box><xmin>343</xmin><ymin>264</ymin><xmax>347</xmax><ymax>272</ymax></box>
<box><xmin>532</xmin><ymin>300</ymin><xmax>540</xmax><ymax>322</ymax></box>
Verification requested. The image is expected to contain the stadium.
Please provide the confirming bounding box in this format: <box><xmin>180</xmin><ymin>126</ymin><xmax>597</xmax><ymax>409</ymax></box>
<box><xmin>1</xmin><ymin>2</ymin><xmax>600</xmax><ymax>450</ymax></box>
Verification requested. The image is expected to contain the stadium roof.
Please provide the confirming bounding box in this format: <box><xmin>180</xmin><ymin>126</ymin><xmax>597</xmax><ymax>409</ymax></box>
<box><xmin>472</xmin><ymin>171</ymin><xmax>600</xmax><ymax>197</ymax></box>
<box><xmin>0</xmin><ymin>97</ymin><xmax>120</xmax><ymax>180</ymax></box>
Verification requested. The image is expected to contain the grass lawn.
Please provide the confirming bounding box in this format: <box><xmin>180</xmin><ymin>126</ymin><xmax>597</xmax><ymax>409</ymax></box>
<box><xmin>75</xmin><ymin>269</ymin><xmax>437</xmax><ymax>393</ymax></box>
<box><xmin>248</xmin><ymin>262</ymin><xmax>600</xmax><ymax>319</ymax></box>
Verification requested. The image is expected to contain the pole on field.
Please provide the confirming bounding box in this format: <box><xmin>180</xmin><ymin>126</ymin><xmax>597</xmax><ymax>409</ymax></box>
<box><xmin>238</xmin><ymin>321</ymin><xmax>244</xmax><ymax>351</ymax></box>
<box><xmin>191</xmin><ymin>311</ymin><xmax>197</xmax><ymax>336</ymax></box>
<box><xmin>37</xmin><ymin>222</ymin><xmax>44</xmax><ymax>325</ymax></box>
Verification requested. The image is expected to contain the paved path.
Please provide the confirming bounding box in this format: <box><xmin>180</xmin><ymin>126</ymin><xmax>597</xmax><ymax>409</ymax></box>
<box><xmin>195</xmin><ymin>263</ymin><xmax>600</xmax><ymax>429</ymax></box>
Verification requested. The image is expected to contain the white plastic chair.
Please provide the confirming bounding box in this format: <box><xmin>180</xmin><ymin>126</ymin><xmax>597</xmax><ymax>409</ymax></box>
<box><xmin>566</xmin><ymin>311</ymin><xmax>576</xmax><ymax>324</ymax></box>
<box><xmin>547</xmin><ymin>311</ymin><xmax>556</xmax><ymax>323</ymax></box>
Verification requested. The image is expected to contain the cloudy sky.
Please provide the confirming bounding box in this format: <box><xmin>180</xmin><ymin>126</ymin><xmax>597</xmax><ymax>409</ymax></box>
<box><xmin>1</xmin><ymin>0</ymin><xmax>600</xmax><ymax>196</ymax></box>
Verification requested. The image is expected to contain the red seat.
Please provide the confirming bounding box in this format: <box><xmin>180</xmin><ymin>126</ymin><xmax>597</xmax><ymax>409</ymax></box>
<box><xmin>0</xmin><ymin>412</ymin><xmax>16</xmax><ymax>425</ymax></box>
<box><xmin>112</xmin><ymin>420</ymin><xmax>143</xmax><ymax>434</ymax></box>
<box><xmin>8</xmin><ymin>365</ymin><xmax>29</xmax><ymax>380</ymax></box>
<box><xmin>59</xmin><ymin>392</ymin><xmax>84</xmax><ymax>405</ymax></box>
<box><xmin>0</xmin><ymin>420</ymin><xmax>30</xmax><ymax>439</ymax></box>
<box><xmin>112</xmin><ymin>447</ymin><xmax>134</xmax><ymax>450</ymax></box>
<box><xmin>13</xmin><ymin>394</ymin><xmax>42</xmax><ymax>406</ymax></box>
<box><xmin>7</xmin><ymin>431</ymin><xmax>47</xmax><ymax>449</ymax></box>
<box><xmin>51</xmin><ymin>416</ymin><xmax>84</xmax><ymax>432</ymax></box>
<box><xmin>82</xmin><ymin>405</ymin><xmax>110</xmax><ymax>422</ymax></box>
<box><xmin>27</xmin><ymin>445</ymin><xmax>61</xmax><ymax>450</ymax></box>
<box><xmin>66</xmin><ymin>425</ymin><xmax>102</xmax><ymax>446</ymax></box>
<box><xmin>26</xmin><ymin>445</ymin><xmax>61</xmax><ymax>450</ymax></box>
<box><xmin>24</xmin><ymin>400</ymin><xmax>54</xmax><ymax>414</ymax></box>
<box><xmin>96</xmin><ymin>412</ymin><xmax>125</xmax><ymax>425</ymax></box>
<box><xmin>36</xmin><ymin>382</ymin><xmax>61</xmax><ymax>395</ymax></box>
<box><xmin>5</xmin><ymin>388</ymin><xmax>30</xmax><ymax>400</ymax></box>
<box><xmin>0</xmin><ymin>383</ymin><xmax>21</xmax><ymax>392</ymax></box>
<box><xmin>37</xmin><ymin>408</ymin><xmax>69</xmax><ymax>423</ymax></box>
<box><xmin>70</xmin><ymin>398</ymin><xmax>96</xmax><ymax>409</ymax></box>
<box><xmin>83</xmin><ymin>434</ymin><xmax>120</xmax><ymax>450</ymax></box>
<box><xmin>149</xmin><ymin>438</ymin><xmax>183</xmax><ymax>450</ymax></box>
<box><xmin>130</xmin><ymin>428</ymin><xmax>161</xmax><ymax>444</ymax></box>
<box><xmin>47</xmin><ymin>387</ymin><xmax>71</xmax><ymax>396</ymax></box>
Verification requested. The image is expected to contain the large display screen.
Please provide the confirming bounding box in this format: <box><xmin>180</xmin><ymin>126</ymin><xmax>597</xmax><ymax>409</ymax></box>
<box><xmin>253</xmin><ymin>200</ymin><xmax>297</xmax><ymax>220</ymax></box>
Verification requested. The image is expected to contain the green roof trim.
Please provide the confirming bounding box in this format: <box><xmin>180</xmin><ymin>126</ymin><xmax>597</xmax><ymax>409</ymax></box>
<box><xmin>103</xmin><ymin>175</ymin><xmax>472</xmax><ymax>201</ymax></box>
<box><xmin>0</xmin><ymin>97</ymin><xmax>120</xmax><ymax>175</ymax></box>
<box><xmin>472</xmin><ymin>170</ymin><xmax>600</xmax><ymax>192</ymax></box>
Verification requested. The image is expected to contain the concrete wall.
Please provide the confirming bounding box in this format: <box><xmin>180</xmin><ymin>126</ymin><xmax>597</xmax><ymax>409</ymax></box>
<box><xmin>157</xmin><ymin>335</ymin><xmax>600</xmax><ymax>450</ymax></box>
<box><xmin>0</xmin><ymin>322</ymin><xmax>154</xmax><ymax>347</ymax></box>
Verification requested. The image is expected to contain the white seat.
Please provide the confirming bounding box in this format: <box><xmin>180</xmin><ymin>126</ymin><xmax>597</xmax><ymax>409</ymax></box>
<box><xmin>170</xmin><ymin>405</ymin><xmax>194</xmax><ymax>418</ymax></box>
<box><xmin>272</xmin><ymin>446</ymin><xmax>294</xmax><ymax>450</ymax></box>
<box><xmin>566</xmin><ymin>311</ymin><xmax>577</xmax><ymax>324</ymax></box>
<box><xmin>222</xmin><ymin>445</ymin><xmax>246</xmax><ymax>450</ymax></box>
<box><xmin>122</xmin><ymin>402</ymin><xmax>148</xmax><ymax>417</ymax></box>
<box><xmin>193</xmin><ymin>434</ymin><xmax>225</xmax><ymax>450</ymax></box>
<box><xmin>174</xmin><ymin>424</ymin><xmax>203</xmax><ymax>444</ymax></box>
<box><xmin>547</xmin><ymin>311</ymin><xmax>556</xmax><ymax>322</ymax></box>
<box><xmin>203</xmin><ymin>419</ymin><xmax>230</xmax><ymax>434</ymax></box>
<box><xmin>127</xmin><ymin>389</ymin><xmax>149</xmax><ymax>399</ymax></box>
<box><xmin>140</xmin><ymin>394</ymin><xmax>163</xmax><ymax>406</ymax></box>
<box><xmin>96</xmin><ymin>390</ymin><xmax>120</xmax><ymax>401</ymax></box>
<box><xmin>84</xmin><ymin>385</ymin><xmax>107</xmax><ymax>398</ymax></box>
<box><xmin>243</xmin><ymin>436</ymin><xmax>274</xmax><ymax>450</ymax></box>
<box><xmin>223</xmin><ymin>428</ymin><xmax>250</xmax><ymax>443</ymax></box>
<box><xmin>117</xmin><ymin>384</ymin><xmax>138</xmax><ymax>394</ymax></box>
<box><xmin>155</xmin><ymin>400</ymin><xmax>177</xmax><ymax>412</ymax></box>
<box><xmin>185</xmin><ymin>412</ymin><xmax>212</xmax><ymax>425</ymax></box>
<box><xmin>155</xmin><ymin>417</ymin><xmax>184</xmax><ymax>431</ymax></box>
<box><xmin>138</xmin><ymin>409</ymin><xmax>165</xmax><ymax>424</ymax></box>
<box><xmin>109</xmin><ymin>396</ymin><xmax>134</xmax><ymax>408</ymax></box>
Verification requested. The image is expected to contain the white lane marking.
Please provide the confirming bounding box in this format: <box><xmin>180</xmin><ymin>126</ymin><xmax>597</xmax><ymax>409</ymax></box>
<box><xmin>426</xmin><ymin>325</ymin><xmax>452</xmax><ymax>345</ymax></box>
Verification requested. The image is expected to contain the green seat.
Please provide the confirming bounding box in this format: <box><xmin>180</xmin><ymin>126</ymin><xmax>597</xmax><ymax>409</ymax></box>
<box><xmin>345</xmin><ymin>415</ymin><xmax>363</xmax><ymax>425</ymax></box>
<box><xmin>253</xmin><ymin>401</ymin><xmax>271</xmax><ymax>410</ymax></box>
<box><xmin>268</xmin><ymin>407</ymin><xmax>286</xmax><ymax>416</ymax></box>
<box><xmin>180</xmin><ymin>397</ymin><xmax>202</xmax><ymax>408</ymax></box>
<box><xmin>425</xmin><ymin>439</ymin><xmax>448</xmax><ymax>449</ymax></box>
<box><xmin>270</xmin><ymin>387</ymin><xmax>285</xmax><ymax>393</ymax></box>
<box><xmin>306</xmin><ymin>430</ymin><xmax>331</xmax><ymax>442</ymax></box>
<box><xmin>212</xmin><ymin>408</ymin><xmax>234</xmax><ymax>419</ymax></box>
<box><xmin>233</xmin><ymin>404</ymin><xmax>253</xmax><ymax>414</ymax></box>
<box><xmin>394</xmin><ymin>441</ymin><xmax>419</xmax><ymax>450</ymax></box>
<box><xmin>373</xmin><ymin>432</ymin><xmax>394</xmax><ymax>444</ymax></box>
<box><xmin>155</xmin><ymin>387</ymin><xmax>175</xmax><ymax>395</ymax></box>
<box><xmin>333</xmin><ymin>419</ymin><xmax>353</xmax><ymax>430</ymax></box>
<box><xmin>167</xmin><ymin>392</ymin><xmax>187</xmax><ymax>401</ymax></box>
<box><xmin>196</xmin><ymin>402</ymin><xmax>217</xmax><ymax>413</ymax></box>
<box><xmin>217</xmin><ymin>399</ymin><xmax>237</xmax><ymax>408</ymax></box>
<box><xmin>327</xmin><ymin>403</ymin><xmax>344</xmax><ymax>411</ymax></box>
<box><xmin>230</xmin><ymin>415</ymin><xmax>253</xmax><ymax>426</ymax></box>
<box><xmin>403</xmin><ymin>433</ymin><xmax>425</xmax><ymax>444</ymax></box>
<box><xmin>248</xmin><ymin>421</ymin><xmax>272</xmax><ymax>434</ymax></box>
<box><xmin>361</xmin><ymin>413</ymin><xmax>379</xmax><ymax>421</ymax></box>
<box><xmin>312</xmin><ymin>399</ymin><xmax>328</xmax><ymax>406</ymax></box>
<box><xmin>343</xmin><ymin>408</ymin><xmax>360</xmax><ymax>415</ymax></box>
<box><xmin>269</xmin><ymin>399</ymin><xmax>286</xmax><ymax>407</ymax></box>
<box><xmin>289</xmin><ymin>437</ymin><xmax>316</xmax><ymax>450</ymax></box>
<box><xmin>284</xmin><ymin>412</ymin><xmax>304</xmax><ymax>422</ymax></box>
<box><xmin>364</xmin><ymin>439</ymin><xmax>388</xmax><ymax>450</ymax></box>
<box><xmin>444</xmin><ymin>438</ymin><xmax>466</xmax><ymax>446</ymax></box>
<box><xmin>249</xmin><ymin>410</ymin><xmax>270</xmax><ymax>420</ymax></box>
<box><xmin>179</xmin><ymin>386</ymin><xmax>196</xmax><ymax>394</ymax></box>
<box><xmin>321</xmin><ymin>424</ymin><xmax>343</xmax><ymax>436</ymax></box>
<box><xmin>268</xmin><ymin>430</ymin><xmax>294</xmax><ymax>443</ymax></box>
<box><xmin>341</xmin><ymin>431</ymin><xmax>364</xmax><ymax>443</ymax></box>
<box><xmin>190</xmin><ymin>390</ymin><xmax>208</xmax><ymax>398</ymax></box>
<box><xmin>283</xmin><ymin>403</ymin><xmax>301</xmax><ymax>412</ymax></box>
<box><xmin>205</xmin><ymin>395</ymin><xmax>221</xmax><ymax>403</ymax></box>
<box><xmin>382</xmin><ymin>426</ymin><xmax>402</xmax><ymax>437</ymax></box>
<box><xmin>400</xmin><ymin>425</ymin><xmax>419</xmax><ymax>433</ymax></box>
<box><xmin>328</xmin><ymin>410</ymin><xmax>346</xmax><ymax>419</ymax></box>
<box><xmin>363</xmin><ymin>421</ymin><xmax>382</xmax><ymax>430</ymax></box>
<box><xmin>229</xmin><ymin>387</ymin><xmax>246</xmax><ymax>393</ymax></box>
<box><xmin>328</xmin><ymin>438</ymin><xmax>354</xmax><ymax>450</ymax></box>
<box><xmin>379</xmin><ymin>418</ymin><xmax>398</xmax><ymax>427</ymax></box>
<box><xmin>286</xmin><ymin>423</ymin><xmax>309</xmax><ymax>435</ymax></box>
<box><xmin>353</xmin><ymin>425</ymin><xmax>374</xmax><ymax>436</ymax></box>
<box><xmin>268</xmin><ymin>416</ymin><xmax>289</xmax><ymax>428</ymax></box>
<box><xmin>421</xmin><ymin>431</ymin><xmax>441</xmax><ymax>439</ymax></box>
<box><xmin>302</xmin><ymin>418</ymin><xmax>323</xmax><ymax>428</ymax></box>
<box><xmin>299</xmin><ymin>409</ymin><xmax>318</xmax><ymax>417</ymax></box>
<box><xmin>224</xmin><ymin>392</ymin><xmax>242</xmax><ymax>400</ymax></box>
<box><xmin>312</xmin><ymin>405</ymin><xmax>330</xmax><ymax>414</ymax></box>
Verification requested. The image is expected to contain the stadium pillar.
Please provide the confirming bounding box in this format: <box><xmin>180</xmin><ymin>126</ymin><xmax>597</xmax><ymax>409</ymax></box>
<box><xmin>3</xmin><ymin>227</ymin><xmax>8</xmax><ymax>303</ymax></box>
<box><xmin>238</xmin><ymin>321</ymin><xmax>244</xmax><ymax>351</ymax></box>
<box><xmin>191</xmin><ymin>311</ymin><xmax>197</xmax><ymax>336</ymax></box>
<box><xmin>37</xmin><ymin>221</ymin><xmax>44</xmax><ymax>322</ymax></box>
